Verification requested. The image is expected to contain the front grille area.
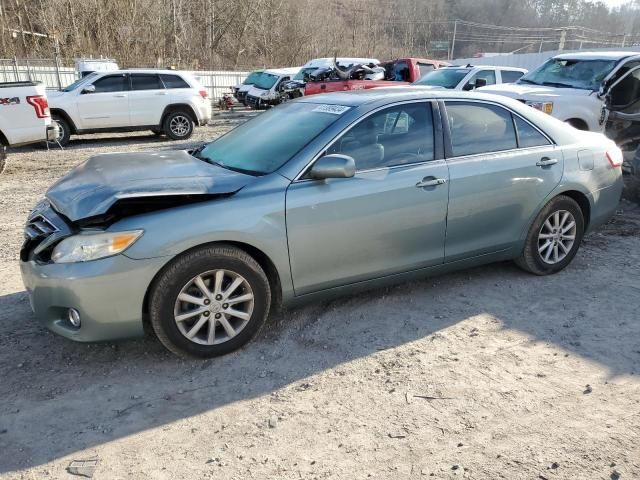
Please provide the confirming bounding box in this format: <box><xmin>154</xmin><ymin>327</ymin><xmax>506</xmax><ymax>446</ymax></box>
<box><xmin>246</xmin><ymin>95</ymin><xmax>260</xmax><ymax>109</ymax></box>
<box><xmin>21</xmin><ymin>202</ymin><xmax>72</xmax><ymax>262</ymax></box>
<box><xmin>236</xmin><ymin>91</ymin><xmax>248</xmax><ymax>104</ymax></box>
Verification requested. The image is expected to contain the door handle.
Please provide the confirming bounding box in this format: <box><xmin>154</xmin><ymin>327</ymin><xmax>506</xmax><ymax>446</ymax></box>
<box><xmin>113</xmin><ymin>94</ymin><xmax>127</xmax><ymax>98</ymax></box>
<box><xmin>536</xmin><ymin>157</ymin><xmax>558</xmax><ymax>167</ymax></box>
<box><xmin>416</xmin><ymin>177</ymin><xmax>447</xmax><ymax>188</ymax></box>
<box><xmin>155</xmin><ymin>92</ymin><xmax>169</xmax><ymax>95</ymax></box>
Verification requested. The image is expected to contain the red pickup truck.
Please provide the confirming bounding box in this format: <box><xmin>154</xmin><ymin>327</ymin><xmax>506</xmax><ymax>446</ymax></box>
<box><xmin>304</xmin><ymin>57</ymin><xmax>449</xmax><ymax>96</ymax></box>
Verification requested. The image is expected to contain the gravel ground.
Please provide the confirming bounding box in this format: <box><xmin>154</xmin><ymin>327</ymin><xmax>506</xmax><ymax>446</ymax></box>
<box><xmin>0</xmin><ymin>123</ymin><xmax>639</xmax><ymax>479</ymax></box>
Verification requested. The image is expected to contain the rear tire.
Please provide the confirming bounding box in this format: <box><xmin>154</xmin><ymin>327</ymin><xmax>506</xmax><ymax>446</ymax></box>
<box><xmin>149</xmin><ymin>245</ymin><xmax>271</xmax><ymax>359</ymax></box>
<box><xmin>163</xmin><ymin>111</ymin><xmax>195</xmax><ymax>141</ymax></box>
<box><xmin>515</xmin><ymin>195</ymin><xmax>585</xmax><ymax>275</ymax></box>
<box><xmin>50</xmin><ymin>114</ymin><xmax>71</xmax><ymax>147</ymax></box>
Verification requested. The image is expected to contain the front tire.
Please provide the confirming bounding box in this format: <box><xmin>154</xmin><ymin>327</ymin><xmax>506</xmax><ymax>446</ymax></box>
<box><xmin>515</xmin><ymin>195</ymin><xmax>585</xmax><ymax>275</ymax></box>
<box><xmin>149</xmin><ymin>245</ymin><xmax>271</xmax><ymax>359</ymax></box>
<box><xmin>49</xmin><ymin>114</ymin><xmax>71</xmax><ymax>146</ymax></box>
<box><xmin>163</xmin><ymin>111</ymin><xmax>195</xmax><ymax>141</ymax></box>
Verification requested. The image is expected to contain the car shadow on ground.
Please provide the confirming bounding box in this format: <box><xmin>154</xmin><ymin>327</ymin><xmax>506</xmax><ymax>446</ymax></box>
<box><xmin>0</xmin><ymin>231</ymin><xmax>639</xmax><ymax>475</ymax></box>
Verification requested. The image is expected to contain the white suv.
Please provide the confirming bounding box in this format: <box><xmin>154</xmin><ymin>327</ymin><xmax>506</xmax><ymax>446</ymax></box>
<box><xmin>412</xmin><ymin>65</ymin><xmax>527</xmax><ymax>90</ymax></box>
<box><xmin>48</xmin><ymin>70</ymin><xmax>212</xmax><ymax>145</ymax></box>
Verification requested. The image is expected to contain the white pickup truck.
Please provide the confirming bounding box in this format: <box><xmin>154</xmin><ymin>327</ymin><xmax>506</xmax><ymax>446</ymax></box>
<box><xmin>0</xmin><ymin>81</ymin><xmax>58</xmax><ymax>173</ymax></box>
<box><xmin>478</xmin><ymin>51</ymin><xmax>640</xmax><ymax>132</ymax></box>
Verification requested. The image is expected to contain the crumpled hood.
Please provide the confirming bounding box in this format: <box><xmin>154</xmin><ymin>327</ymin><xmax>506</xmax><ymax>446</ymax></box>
<box><xmin>478</xmin><ymin>83</ymin><xmax>593</xmax><ymax>100</ymax></box>
<box><xmin>46</xmin><ymin>150</ymin><xmax>254</xmax><ymax>221</ymax></box>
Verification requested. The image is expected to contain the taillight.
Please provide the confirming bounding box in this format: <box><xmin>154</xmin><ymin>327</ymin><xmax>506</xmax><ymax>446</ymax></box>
<box><xmin>199</xmin><ymin>90</ymin><xmax>209</xmax><ymax>99</ymax></box>
<box><xmin>26</xmin><ymin>95</ymin><xmax>50</xmax><ymax>118</ymax></box>
<box><xmin>605</xmin><ymin>145</ymin><xmax>624</xmax><ymax>168</ymax></box>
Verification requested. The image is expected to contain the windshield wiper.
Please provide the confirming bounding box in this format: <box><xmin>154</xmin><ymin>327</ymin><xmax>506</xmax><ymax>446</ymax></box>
<box><xmin>541</xmin><ymin>81</ymin><xmax>576</xmax><ymax>89</ymax></box>
<box><xmin>190</xmin><ymin>143</ymin><xmax>208</xmax><ymax>160</ymax></box>
<box><xmin>518</xmin><ymin>78</ymin><xmax>540</xmax><ymax>85</ymax></box>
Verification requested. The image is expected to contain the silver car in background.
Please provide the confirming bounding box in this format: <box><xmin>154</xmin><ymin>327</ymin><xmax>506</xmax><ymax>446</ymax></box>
<box><xmin>20</xmin><ymin>89</ymin><xmax>624</xmax><ymax>358</ymax></box>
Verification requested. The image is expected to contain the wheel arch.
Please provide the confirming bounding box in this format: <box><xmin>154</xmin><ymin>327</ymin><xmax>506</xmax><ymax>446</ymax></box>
<box><xmin>556</xmin><ymin>189</ymin><xmax>591</xmax><ymax>229</ymax></box>
<box><xmin>0</xmin><ymin>128</ymin><xmax>8</xmax><ymax>146</ymax></box>
<box><xmin>50</xmin><ymin>108</ymin><xmax>78</xmax><ymax>134</ymax></box>
<box><xmin>161</xmin><ymin>104</ymin><xmax>198</xmax><ymax>125</ymax></box>
<box><xmin>141</xmin><ymin>240</ymin><xmax>283</xmax><ymax>331</ymax></box>
<box><xmin>564</xmin><ymin>118</ymin><xmax>589</xmax><ymax>131</ymax></box>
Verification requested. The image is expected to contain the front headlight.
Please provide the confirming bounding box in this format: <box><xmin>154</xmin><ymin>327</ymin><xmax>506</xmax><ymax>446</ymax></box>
<box><xmin>526</xmin><ymin>100</ymin><xmax>554</xmax><ymax>115</ymax></box>
<box><xmin>51</xmin><ymin>230</ymin><xmax>143</xmax><ymax>263</ymax></box>
<box><xmin>260</xmin><ymin>91</ymin><xmax>270</xmax><ymax>98</ymax></box>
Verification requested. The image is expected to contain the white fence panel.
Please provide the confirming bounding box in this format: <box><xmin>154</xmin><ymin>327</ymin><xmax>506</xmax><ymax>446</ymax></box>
<box><xmin>190</xmin><ymin>70</ymin><xmax>248</xmax><ymax>99</ymax></box>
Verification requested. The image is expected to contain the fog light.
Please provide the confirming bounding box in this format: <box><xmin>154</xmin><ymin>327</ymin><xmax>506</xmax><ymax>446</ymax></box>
<box><xmin>67</xmin><ymin>308</ymin><xmax>81</xmax><ymax>328</ymax></box>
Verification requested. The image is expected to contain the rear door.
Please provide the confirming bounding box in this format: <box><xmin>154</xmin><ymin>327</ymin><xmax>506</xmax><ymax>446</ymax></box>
<box><xmin>285</xmin><ymin>101</ymin><xmax>450</xmax><ymax>295</ymax></box>
<box><xmin>442</xmin><ymin>100</ymin><xmax>562</xmax><ymax>262</ymax></box>
<box><xmin>128</xmin><ymin>73</ymin><xmax>170</xmax><ymax>126</ymax></box>
<box><xmin>76</xmin><ymin>73</ymin><xmax>130</xmax><ymax>129</ymax></box>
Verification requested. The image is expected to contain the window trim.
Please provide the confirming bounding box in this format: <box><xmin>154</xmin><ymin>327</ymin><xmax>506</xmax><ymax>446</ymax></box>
<box><xmin>90</xmin><ymin>73</ymin><xmax>130</xmax><ymax>93</ymax></box>
<box><xmin>293</xmin><ymin>100</ymin><xmax>443</xmax><ymax>182</ymax></box>
<box><xmin>440</xmin><ymin>99</ymin><xmax>554</xmax><ymax>160</ymax></box>
<box><xmin>159</xmin><ymin>73</ymin><xmax>192</xmax><ymax>89</ymax></box>
<box><xmin>129</xmin><ymin>73</ymin><xmax>165</xmax><ymax>91</ymax></box>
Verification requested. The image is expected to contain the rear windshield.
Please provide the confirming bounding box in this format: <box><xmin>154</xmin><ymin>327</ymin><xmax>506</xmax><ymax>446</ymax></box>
<box><xmin>197</xmin><ymin>102</ymin><xmax>348</xmax><ymax>175</ymax></box>
<box><xmin>414</xmin><ymin>68</ymin><xmax>471</xmax><ymax>89</ymax></box>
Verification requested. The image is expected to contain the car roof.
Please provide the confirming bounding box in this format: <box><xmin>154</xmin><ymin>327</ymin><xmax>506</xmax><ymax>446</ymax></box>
<box><xmin>553</xmin><ymin>51</ymin><xmax>640</xmax><ymax>61</ymax></box>
<box><xmin>111</xmin><ymin>69</ymin><xmax>193</xmax><ymax>75</ymax></box>
<box><xmin>444</xmin><ymin>65</ymin><xmax>527</xmax><ymax>72</ymax></box>
<box><xmin>297</xmin><ymin>87</ymin><xmax>517</xmax><ymax>107</ymax></box>
<box><xmin>263</xmin><ymin>67</ymin><xmax>301</xmax><ymax>75</ymax></box>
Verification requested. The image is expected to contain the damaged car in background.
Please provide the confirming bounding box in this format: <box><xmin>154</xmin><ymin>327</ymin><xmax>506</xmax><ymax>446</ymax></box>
<box><xmin>21</xmin><ymin>89</ymin><xmax>623</xmax><ymax>359</ymax></box>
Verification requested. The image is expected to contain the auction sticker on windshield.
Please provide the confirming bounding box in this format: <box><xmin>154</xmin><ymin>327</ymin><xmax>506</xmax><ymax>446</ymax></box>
<box><xmin>312</xmin><ymin>104</ymin><xmax>351</xmax><ymax>115</ymax></box>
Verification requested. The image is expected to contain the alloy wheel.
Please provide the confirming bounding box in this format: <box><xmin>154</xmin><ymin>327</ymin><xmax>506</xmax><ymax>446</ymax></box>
<box><xmin>537</xmin><ymin>209</ymin><xmax>577</xmax><ymax>264</ymax></box>
<box><xmin>173</xmin><ymin>269</ymin><xmax>254</xmax><ymax>345</ymax></box>
<box><xmin>169</xmin><ymin>115</ymin><xmax>191</xmax><ymax>137</ymax></box>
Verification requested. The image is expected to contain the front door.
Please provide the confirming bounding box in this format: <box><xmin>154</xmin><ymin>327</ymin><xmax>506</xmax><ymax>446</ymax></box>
<box><xmin>76</xmin><ymin>73</ymin><xmax>130</xmax><ymax>129</ymax></box>
<box><xmin>285</xmin><ymin>102</ymin><xmax>450</xmax><ymax>295</ymax></box>
<box><xmin>442</xmin><ymin>100</ymin><xmax>563</xmax><ymax>262</ymax></box>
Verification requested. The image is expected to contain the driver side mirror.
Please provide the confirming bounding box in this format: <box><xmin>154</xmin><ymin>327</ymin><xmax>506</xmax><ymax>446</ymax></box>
<box><xmin>309</xmin><ymin>154</ymin><xmax>356</xmax><ymax>180</ymax></box>
<box><xmin>81</xmin><ymin>85</ymin><xmax>96</xmax><ymax>94</ymax></box>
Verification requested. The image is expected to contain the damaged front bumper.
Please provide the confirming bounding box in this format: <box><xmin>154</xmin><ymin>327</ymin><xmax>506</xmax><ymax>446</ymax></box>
<box><xmin>20</xmin><ymin>253</ymin><xmax>170</xmax><ymax>342</ymax></box>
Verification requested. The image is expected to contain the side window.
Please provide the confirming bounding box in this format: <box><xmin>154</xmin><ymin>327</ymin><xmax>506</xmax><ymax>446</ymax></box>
<box><xmin>131</xmin><ymin>74</ymin><xmax>163</xmax><ymax>90</ymax></box>
<box><xmin>160</xmin><ymin>74</ymin><xmax>191</xmax><ymax>89</ymax></box>
<box><xmin>92</xmin><ymin>75</ymin><xmax>127</xmax><ymax>93</ymax></box>
<box><xmin>514</xmin><ymin>116</ymin><xmax>551</xmax><ymax>148</ymax></box>
<box><xmin>330</xmin><ymin>103</ymin><xmax>434</xmax><ymax>171</ymax></box>
<box><xmin>501</xmin><ymin>70</ymin><xmax>525</xmax><ymax>83</ymax></box>
<box><xmin>465</xmin><ymin>70</ymin><xmax>497</xmax><ymax>90</ymax></box>
<box><xmin>609</xmin><ymin>61</ymin><xmax>640</xmax><ymax>109</ymax></box>
<box><xmin>417</xmin><ymin>63</ymin><xmax>435</xmax><ymax>78</ymax></box>
<box><xmin>445</xmin><ymin>101</ymin><xmax>517</xmax><ymax>156</ymax></box>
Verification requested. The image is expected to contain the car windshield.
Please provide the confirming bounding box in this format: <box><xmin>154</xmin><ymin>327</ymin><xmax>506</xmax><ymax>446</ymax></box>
<box><xmin>196</xmin><ymin>102</ymin><xmax>349</xmax><ymax>175</ymax></box>
<box><xmin>518</xmin><ymin>58</ymin><xmax>618</xmax><ymax>90</ymax></box>
<box><xmin>413</xmin><ymin>68</ymin><xmax>470</xmax><ymax>88</ymax></box>
<box><xmin>63</xmin><ymin>73</ymin><xmax>98</xmax><ymax>92</ymax></box>
<box><xmin>243</xmin><ymin>71</ymin><xmax>263</xmax><ymax>85</ymax></box>
<box><xmin>253</xmin><ymin>73</ymin><xmax>279</xmax><ymax>90</ymax></box>
<box><xmin>295</xmin><ymin>67</ymin><xmax>319</xmax><ymax>81</ymax></box>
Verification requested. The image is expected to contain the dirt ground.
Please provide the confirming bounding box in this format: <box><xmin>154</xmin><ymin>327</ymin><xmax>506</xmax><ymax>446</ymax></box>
<box><xmin>0</xmin><ymin>122</ymin><xmax>639</xmax><ymax>480</ymax></box>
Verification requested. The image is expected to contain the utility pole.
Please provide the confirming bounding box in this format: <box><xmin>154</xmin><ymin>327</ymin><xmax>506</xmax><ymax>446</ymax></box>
<box><xmin>558</xmin><ymin>29</ymin><xmax>566</xmax><ymax>51</ymax></box>
<box><xmin>621</xmin><ymin>34</ymin><xmax>627</xmax><ymax>48</ymax></box>
<box><xmin>449</xmin><ymin>20</ymin><xmax>457</xmax><ymax>61</ymax></box>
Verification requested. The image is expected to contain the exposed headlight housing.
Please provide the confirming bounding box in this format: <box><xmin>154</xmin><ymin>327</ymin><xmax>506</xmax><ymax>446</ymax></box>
<box><xmin>526</xmin><ymin>100</ymin><xmax>554</xmax><ymax>115</ymax></box>
<box><xmin>51</xmin><ymin>230</ymin><xmax>143</xmax><ymax>263</ymax></box>
<box><xmin>260</xmin><ymin>91</ymin><xmax>270</xmax><ymax>98</ymax></box>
